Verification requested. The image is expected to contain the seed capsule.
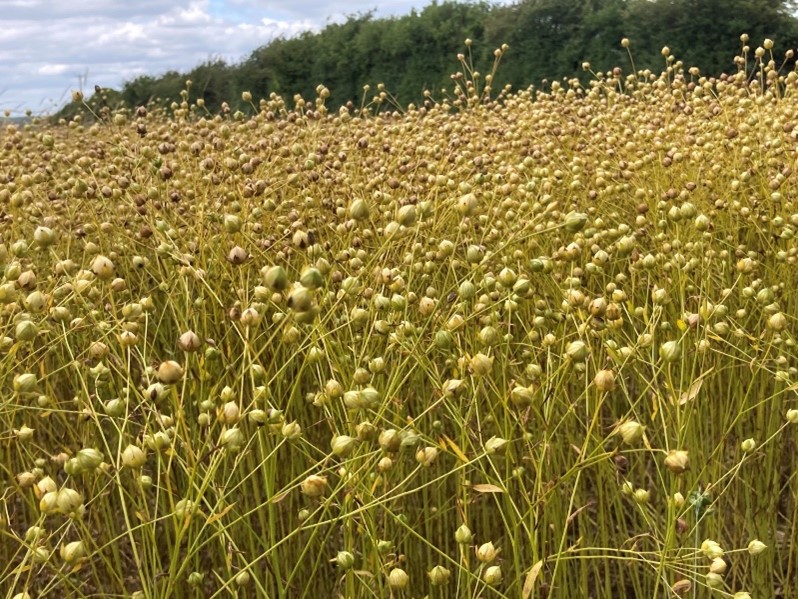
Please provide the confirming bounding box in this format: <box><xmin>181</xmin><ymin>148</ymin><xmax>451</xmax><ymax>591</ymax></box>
<box><xmin>59</xmin><ymin>540</ymin><xmax>85</xmax><ymax>564</ymax></box>
<box><xmin>617</xmin><ymin>420</ymin><xmax>645</xmax><ymax>444</ymax></box>
<box><xmin>121</xmin><ymin>445</ymin><xmax>147</xmax><ymax>468</ymax></box>
<box><xmin>91</xmin><ymin>255</ymin><xmax>115</xmax><ymax>279</ymax></box>
<box><xmin>664</xmin><ymin>450</ymin><xmax>690</xmax><ymax>474</ymax></box>
<box><xmin>157</xmin><ymin>360</ymin><xmax>184</xmax><ymax>384</ymax></box>
<box><xmin>428</xmin><ymin>565</ymin><xmax>451</xmax><ymax>586</ymax></box>
<box><xmin>593</xmin><ymin>369</ymin><xmax>616</xmax><ymax>392</ymax></box>
<box><xmin>300</xmin><ymin>475</ymin><xmax>327</xmax><ymax>497</ymax></box>
<box><xmin>387</xmin><ymin>568</ymin><xmax>409</xmax><ymax>589</ymax></box>
<box><xmin>483</xmin><ymin>565</ymin><xmax>503</xmax><ymax>585</ymax></box>
<box><xmin>475</xmin><ymin>541</ymin><xmax>499</xmax><ymax>563</ymax></box>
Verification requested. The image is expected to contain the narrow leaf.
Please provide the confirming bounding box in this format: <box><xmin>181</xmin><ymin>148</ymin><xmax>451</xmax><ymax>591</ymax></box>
<box><xmin>471</xmin><ymin>483</ymin><xmax>504</xmax><ymax>493</ymax></box>
<box><xmin>270</xmin><ymin>491</ymin><xmax>289</xmax><ymax>504</ymax></box>
<box><xmin>522</xmin><ymin>560</ymin><xmax>544</xmax><ymax>599</ymax></box>
<box><xmin>443</xmin><ymin>435</ymin><xmax>469</xmax><ymax>463</ymax></box>
<box><xmin>206</xmin><ymin>502</ymin><xmax>236</xmax><ymax>525</ymax></box>
<box><xmin>678</xmin><ymin>367</ymin><xmax>714</xmax><ymax>405</ymax></box>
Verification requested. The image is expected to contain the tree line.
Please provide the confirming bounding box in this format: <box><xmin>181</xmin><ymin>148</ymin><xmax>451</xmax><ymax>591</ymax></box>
<box><xmin>61</xmin><ymin>0</ymin><xmax>798</xmax><ymax>118</ymax></box>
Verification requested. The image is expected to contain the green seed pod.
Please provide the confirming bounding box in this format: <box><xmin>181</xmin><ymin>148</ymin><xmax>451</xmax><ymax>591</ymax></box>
<box><xmin>510</xmin><ymin>385</ymin><xmax>535</xmax><ymax>407</ymax></box>
<box><xmin>513</xmin><ymin>277</ymin><xmax>531</xmax><ymax>295</ymax></box>
<box><xmin>455</xmin><ymin>523</ymin><xmax>473</xmax><ymax>544</ymax></box>
<box><xmin>485</xmin><ymin>436</ymin><xmax>508</xmax><ymax>454</ymax></box>
<box><xmin>359</xmin><ymin>386</ymin><xmax>380</xmax><ymax>408</ymax></box>
<box><xmin>483</xmin><ymin>565</ymin><xmax>503</xmax><ymax>585</ymax></box>
<box><xmin>355</xmin><ymin>421</ymin><xmax>377</xmax><ymax>441</ymax></box>
<box><xmin>694</xmin><ymin>214</ymin><xmax>710</xmax><ymax>231</ymax></box>
<box><xmin>145</xmin><ymin>431</ymin><xmax>171</xmax><ymax>451</ymax></box>
<box><xmin>348</xmin><ymin>199</ymin><xmax>370</xmax><ymax>220</ymax></box>
<box><xmin>617</xmin><ymin>420</ymin><xmax>645</xmax><ymax>444</ymax></box>
<box><xmin>287</xmin><ymin>285</ymin><xmax>314</xmax><ymax>311</ymax></box>
<box><xmin>478</xmin><ymin>326</ymin><xmax>500</xmax><ymax>347</ymax></box>
<box><xmin>219</xmin><ymin>427</ymin><xmax>247</xmax><ymax>452</ymax></box>
<box><xmin>476</xmin><ymin>541</ymin><xmax>499</xmax><ymax>563</ymax></box>
<box><xmin>218</xmin><ymin>401</ymin><xmax>241</xmax><ymax>425</ymax></box>
<box><xmin>469</xmin><ymin>353</ymin><xmax>494</xmax><ymax>376</ymax></box>
<box><xmin>434</xmin><ymin>330</ymin><xmax>455</xmax><ymax>350</ymax></box>
<box><xmin>659</xmin><ymin>340</ymin><xmax>682</xmax><ymax>363</ymax></box>
<box><xmin>24</xmin><ymin>291</ymin><xmax>46</xmax><ymax>313</ymax></box>
<box><xmin>174</xmin><ymin>498</ymin><xmax>197</xmax><ymax>520</ymax></box>
<box><xmin>458</xmin><ymin>280</ymin><xmax>476</xmax><ymax>299</ymax></box>
<box><xmin>740</xmin><ymin>438</ymin><xmax>756</xmax><ymax>453</ymax></box>
<box><xmin>76</xmin><ymin>448</ymin><xmax>103</xmax><ymax>471</ymax></box>
<box><xmin>121</xmin><ymin>444</ymin><xmax>147</xmax><ymax>468</ymax></box>
<box><xmin>262</xmin><ymin>265</ymin><xmax>288</xmax><ymax>291</ymax></box>
<box><xmin>15</xmin><ymin>320</ymin><xmax>38</xmax><ymax>342</ymax></box>
<box><xmin>768</xmin><ymin>312</ymin><xmax>788</xmax><ymax>331</ymax></box>
<box><xmin>300</xmin><ymin>266</ymin><xmax>324</xmax><ymax>289</ymax></box>
<box><xmin>705</xmin><ymin>572</ymin><xmax>723</xmax><ymax>589</ymax></box>
<box><xmin>39</xmin><ymin>490</ymin><xmax>59</xmax><ymax>514</ymax></box>
<box><xmin>456</xmin><ymin>190</ymin><xmax>481</xmax><ymax>215</ymax></box>
<box><xmin>55</xmin><ymin>487</ymin><xmax>83</xmax><ymax>514</ymax></box>
<box><xmin>349</xmin><ymin>307</ymin><xmax>369</xmax><ymax>329</ymax></box>
<box><xmin>63</xmin><ymin>458</ymin><xmax>80</xmax><ymax>476</ymax></box>
<box><xmin>223</xmin><ymin>214</ymin><xmax>242</xmax><ymax>233</ymax></box>
<box><xmin>563</xmin><ymin>211</ymin><xmax>588</xmax><ymax>233</ymax></box>
<box><xmin>331</xmin><ymin>435</ymin><xmax>356</xmax><ymax>457</ymax></box>
<box><xmin>31</xmin><ymin>546</ymin><xmax>50</xmax><ymax>564</ymax></box>
<box><xmin>466</xmin><ymin>244</ymin><xmax>484</xmax><ymax>264</ymax></box>
<box><xmin>25</xmin><ymin>526</ymin><xmax>47</xmax><ymax>544</ymax></box>
<box><xmin>397</xmin><ymin>204</ymin><xmax>417</xmax><ymax>227</ymax></box>
<box><xmin>415</xmin><ymin>446</ymin><xmax>439</xmax><ymax>466</ymax></box>
<box><xmin>13</xmin><ymin>373</ymin><xmax>38</xmax><ymax>394</ymax></box>
<box><xmin>387</xmin><ymin>568</ymin><xmax>409</xmax><ymax>590</ymax></box>
<box><xmin>748</xmin><ymin>540</ymin><xmax>767</xmax><ymax>555</ymax></box>
<box><xmin>59</xmin><ymin>541</ymin><xmax>85</xmax><ymax>564</ymax></box>
<box><xmin>565</xmin><ymin>340</ymin><xmax>589</xmax><ymax>362</ymax></box>
<box><xmin>378</xmin><ymin>429</ymin><xmax>402</xmax><ymax>452</ymax></box>
<box><xmin>336</xmin><ymin>551</ymin><xmax>355</xmax><ymax>570</ymax></box>
<box><xmin>37</xmin><ymin>476</ymin><xmax>57</xmax><ymax>495</ymax></box>
<box><xmin>428</xmin><ymin>565</ymin><xmax>451</xmax><ymax>586</ymax></box>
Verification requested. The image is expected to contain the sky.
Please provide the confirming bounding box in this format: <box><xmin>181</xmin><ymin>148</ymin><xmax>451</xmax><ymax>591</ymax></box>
<box><xmin>0</xmin><ymin>0</ymin><xmax>489</xmax><ymax>116</ymax></box>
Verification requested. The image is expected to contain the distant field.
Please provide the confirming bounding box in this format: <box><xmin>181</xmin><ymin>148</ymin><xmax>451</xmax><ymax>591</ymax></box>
<box><xmin>1</xmin><ymin>43</ymin><xmax>797</xmax><ymax>598</ymax></box>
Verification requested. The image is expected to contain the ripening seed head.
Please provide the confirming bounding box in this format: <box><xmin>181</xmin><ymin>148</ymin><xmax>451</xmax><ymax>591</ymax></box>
<box><xmin>157</xmin><ymin>360</ymin><xmax>184</xmax><ymax>385</ymax></box>
<box><xmin>617</xmin><ymin>420</ymin><xmax>645</xmax><ymax>444</ymax></box>
<box><xmin>387</xmin><ymin>568</ymin><xmax>409</xmax><ymax>589</ymax></box>
<box><xmin>475</xmin><ymin>541</ymin><xmax>499</xmax><ymax>563</ymax></box>
<box><xmin>664</xmin><ymin>450</ymin><xmax>690</xmax><ymax>474</ymax></box>
<box><xmin>455</xmin><ymin>523</ymin><xmax>473</xmax><ymax>544</ymax></box>
<box><xmin>484</xmin><ymin>565</ymin><xmax>502</xmax><ymax>585</ymax></box>
<box><xmin>748</xmin><ymin>539</ymin><xmax>767</xmax><ymax>555</ymax></box>
<box><xmin>428</xmin><ymin>565</ymin><xmax>451</xmax><ymax>585</ymax></box>
<box><xmin>300</xmin><ymin>475</ymin><xmax>327</xmax><ymax>498</ymax></box>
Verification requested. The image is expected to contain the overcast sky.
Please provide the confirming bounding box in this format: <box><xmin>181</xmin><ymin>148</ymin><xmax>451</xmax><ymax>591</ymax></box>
<box><xmin>0</xmin><ymin>0</ymin><xmax>495</xmax><ymax>116</ymax></box>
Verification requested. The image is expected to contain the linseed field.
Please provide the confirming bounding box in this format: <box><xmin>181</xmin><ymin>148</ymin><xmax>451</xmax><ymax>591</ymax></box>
<box><xmin>2</xmin><ymin>42</ymin><xmax>798</xmax><ymax>598</ymax></box>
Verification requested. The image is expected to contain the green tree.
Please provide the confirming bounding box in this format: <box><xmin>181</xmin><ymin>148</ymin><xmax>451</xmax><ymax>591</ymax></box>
<box><xmin>105</xmin><ymin>0</ymin><xmax>798</xmax><ymax>117</ymax></box>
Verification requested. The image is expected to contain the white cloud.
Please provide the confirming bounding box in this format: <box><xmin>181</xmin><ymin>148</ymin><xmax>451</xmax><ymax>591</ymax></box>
<box><xmin>37</xmin><ymin>64</ymin><xmax>70</xmax><ymax>76</ymax></box>
<box><xmin>0</xmin><ymin>0</ymin><xmax>512</xmax><ymax>116</ymax></box>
